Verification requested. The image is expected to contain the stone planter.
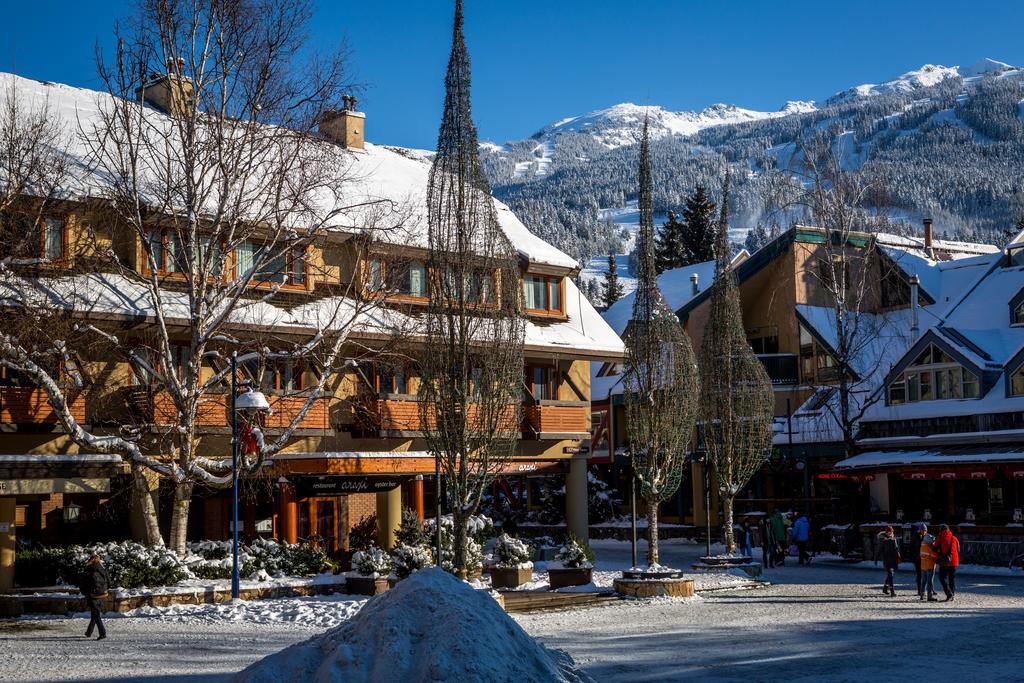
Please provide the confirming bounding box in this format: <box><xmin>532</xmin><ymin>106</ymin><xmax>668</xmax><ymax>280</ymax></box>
<box><xmin>489</xmin><ymin>566</ymin><xmax>533</xmax><ymax>589</ymax></box>
<box><xmin>346</xmin><ymin>576</ymin><xmax>390</xmax><ymax>596</ymax></box>
<box><xmin>548</xmin><ymin>566</ymin><xmax>592</xmax><ymax>589</ymax></box>
<box><xmin>613</xmin><ymin>575</ymin><xmax>694</xmax><ymax>598</ymax></box>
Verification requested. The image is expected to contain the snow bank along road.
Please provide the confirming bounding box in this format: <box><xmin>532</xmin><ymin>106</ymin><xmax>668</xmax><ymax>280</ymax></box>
<box><xmin>2</xmin><ymin>543</ymin><xmax>1023</xmax><ymax>682</ymax></box>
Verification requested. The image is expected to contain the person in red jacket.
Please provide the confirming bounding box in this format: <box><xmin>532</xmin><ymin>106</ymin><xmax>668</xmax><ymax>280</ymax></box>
<box><xmin>932</xmin><ymin>524</ymin><xmax>960</xmax><ymax>601</ymax></box>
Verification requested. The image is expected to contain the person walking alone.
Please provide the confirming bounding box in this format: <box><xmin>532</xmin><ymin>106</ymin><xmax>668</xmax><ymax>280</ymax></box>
<box><xmin>933</xmin><ymin>524</ymin><xmax>960</xmax><ymax>601</ymax></box>
<box><xmin>738</xmin><ymin>519</ymin><xmax>754</xmax><ymax>558</ymax></box>
<box><xmin>919</xmin><ymin>526</ymin><xmax>939</xmax><ymax>602</ymax></box>
<box><xmin>792</xmin><ymin>513</ymin><xmax>811</xmax><ymax>566</ymax></box>
<box><xmin>878</xmin><ymin>526</ymin><xmax>901</xmax><ymax>596</ymax></box>
<box><xmin>770</xmin><ymin>510</ymin><xmax>787</xmax><ymax>566</ymax></box>
<box><xmin>758</xmin><ymin>515</ymin><xmax>776</xmax><ymax>568</ymax></box>
<box><xmin>79</xmin><ymin>554</ymin><xmax>110</xmax><ymax>640</ymax></box>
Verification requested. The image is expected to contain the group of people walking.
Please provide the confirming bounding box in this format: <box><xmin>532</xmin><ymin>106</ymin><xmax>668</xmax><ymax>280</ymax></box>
<box><xmin>741</xmin><ymin>510</ymin><xmax>813</xmax><ymax>568</ymax></box>
<box><xmin>877</xmin><ymin>523</ymin><xmax>961</xmax><ymax>601</ymax></box>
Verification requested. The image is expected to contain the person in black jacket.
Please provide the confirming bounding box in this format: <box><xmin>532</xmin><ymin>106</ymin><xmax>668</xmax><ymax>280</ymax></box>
<box><xmin>79</xmin><ymin>555</ymin><xmax>110</xmax><ymax>640</ymax></box>
<box><xmin>878</xmin><ymin>526</ymin><xmax>901</xmax><ymax>597</ymax></box>
<box><xmin>757</xmin><ymin>516</ymin><xmax>776</xmax><ymax>568</ymax></box>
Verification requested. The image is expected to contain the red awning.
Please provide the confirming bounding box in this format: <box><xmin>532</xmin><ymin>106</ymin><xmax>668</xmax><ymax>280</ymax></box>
<box><xmin>900</xmin><ymin>465</ymin><xmax>999</xmax><ymax>481</ymax></box>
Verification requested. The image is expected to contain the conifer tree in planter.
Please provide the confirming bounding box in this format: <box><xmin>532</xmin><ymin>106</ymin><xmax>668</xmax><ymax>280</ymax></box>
<box><xmin>622</xmin><ymin>119</ymin><xmax>700</xmax><ymax>573</ymax></box>
<box><xmin>697</xmin><ymin>173</ymin><xmax>775</xmax><ymax>560</ymax></box>
<box><xmin>487</xmin><ymin>534</ymin><xmax>534</xmax><ymax>589</ymax></box>
<box><xmin>548</xmin><ymin>534</ymin><xmax>595</xmax><ymax>589</ymax></box>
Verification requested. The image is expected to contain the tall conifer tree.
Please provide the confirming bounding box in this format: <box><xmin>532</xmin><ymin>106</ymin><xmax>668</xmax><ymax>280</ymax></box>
<box><xmin>602</xmin><ymin>252</ymin><xmax>624</xmax><ymax>308</ymax></box>
<box><xmin>680</xmin><ymin>186</ymin><xmax>717</xmax><ymax>265</ymax></box>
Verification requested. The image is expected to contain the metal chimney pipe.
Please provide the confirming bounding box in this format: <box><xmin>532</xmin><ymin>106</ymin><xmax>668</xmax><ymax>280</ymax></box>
<box><xmin>690</xmin><ymin>273</ymin><xmax>700</xmax><ymax>296</ymax></box>
<box><xmin>909</xmin><ymin>274</ymin><xmax>920</xmax><ymax>339</ymax></box>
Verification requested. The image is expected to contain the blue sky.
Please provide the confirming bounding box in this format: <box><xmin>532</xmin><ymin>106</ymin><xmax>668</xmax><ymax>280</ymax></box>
<box><xmin>4</xmin><ymin>1</ymin><xmax>1024</xmax><ymax>149</ymax></box>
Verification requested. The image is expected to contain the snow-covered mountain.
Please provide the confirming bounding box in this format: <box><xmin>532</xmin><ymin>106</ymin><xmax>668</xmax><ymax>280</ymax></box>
<box><xmin>827</xmin><ymin>58</ymin><xmax>1016</xmax><ymax>104</ymax></box>
<box><xmin>527</xmin><ymin>100</ymin><xmax>817</xmax><ymax>151</ymax></box>
<box><xmin>479</xmin><ymin>57</ymin><xmax>1024</xmax><ymax>282</ymax></box>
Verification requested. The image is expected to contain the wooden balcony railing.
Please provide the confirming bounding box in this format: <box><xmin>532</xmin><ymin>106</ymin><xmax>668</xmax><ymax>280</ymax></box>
<box><xmin>358</xmin><ymin>396</ymin><xmax>519</xmax><ymax>435</ymax></box>
<box><xmin>0</xmin><ymin>386</ymin><xmax>86</xmax><ymax>424</ymax></box>
<box><xmin>523</xmin><ymin>401</ymin><xmax>589</xmax><ymax>437</ymax></box>
<box><xmin>140</xmin><ymin>390</ymin><xmax>329</xmax><ymax>430</ymax></box>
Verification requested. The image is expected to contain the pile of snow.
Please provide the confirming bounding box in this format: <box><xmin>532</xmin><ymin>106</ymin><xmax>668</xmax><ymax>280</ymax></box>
<box><xmin>126</xmin><ymin>594</ymin><xmax>366</xmax><ymax>629</ymax></box>
<box><xmin>233</xmin><ymin>567</ymin><xmax>593</xmax><ymax>683</ymax></box>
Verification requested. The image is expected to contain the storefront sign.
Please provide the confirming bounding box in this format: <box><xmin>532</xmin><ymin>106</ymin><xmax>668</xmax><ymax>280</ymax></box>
<box><xmin>292</xmin><ymin>475</ymin><xmax>408</xmax><ymax>497</ymax></box>
<box><xmin>563</xmin><ymin>445</ymin><xmax>590</xmax><ymax>455</ymax></box>
<box><xmin>496</xmin><ymin>460</ymin><xmax>567</xmax><ymax>476</ymax></box>
<box><xmin>0</xmin><ymin>478</ymin><xmax>110</xmax><ymax>494</ymax></box>
<box><xmin>816</xmin><ymin>473</ymin><xmax>849</xmax><ymax>480</ymax></box>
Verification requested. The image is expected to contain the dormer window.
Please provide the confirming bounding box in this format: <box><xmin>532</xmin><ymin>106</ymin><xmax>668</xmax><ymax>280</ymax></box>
<box><xmin>1012</xmin><ymin>366</ymin><xmax>1024</xmax><ymax>397</ymax></box>
<box><xmin>237</xmin><ymin>240</ymin><xmax>305</xmax><ymax>286</ymax></box>
<box><xmin>1013</xmin><ymin>301</ymin><xmax>1024</xmax><ymax>326</ymax></box>
<box><xmin>523</xmin><ymin>275</ymin><xmax>563</xmax><ymax>315</ymax></box>
<box><xmin>888</xmin><ymin>343</ymin><xmax>980</xmax><ymax>404</ymax></box>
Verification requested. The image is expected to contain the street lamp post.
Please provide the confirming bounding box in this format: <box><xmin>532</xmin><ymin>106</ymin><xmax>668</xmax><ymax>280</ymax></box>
<box><xmin>629</xmin><ymin>463</ymin><xmax>638</xmax><ymax>569</ymax></box>
<box><xmin>229</xmin><ymin>352</ymin><xmax>270</xmax><ymax>600</ymax></box>
<box><xmin>230</xmin><ymin>352</ymin><xmax>240</xmax><ymax>599</ymax></box>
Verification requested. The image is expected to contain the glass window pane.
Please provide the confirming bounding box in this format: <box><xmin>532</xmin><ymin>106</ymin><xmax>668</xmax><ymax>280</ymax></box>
<box><xmin>368</xmin><ymin>259</ymin><xmax>383</xmax><ymax>291</ymax></box>
<box><xmin>291</xmin><ymin>249</ymin><xmax>305</xmax><ymax>285</ymax></box>
<box><xmin>532</xmin><ymin>277</ymin><xmax>547</xmax><ymax>310</ymax></box>
<box><xmin>919</xmin><ymin>371</ymin><xmax>932</xmax><ymax>401</ymax></box>
<box><xmin>1015</xmin><ymin>303</ymin><xmax>1024</xmax><ymax>325</ymax></box>
<box><xmin>409</xmin><ymin>262</ymin><xmax>425</xmax><ymax>297</ymax></box>
<box><xmin>237</xmin><ymin>240</ymin><xmax>255</xmax><ymax>277</ymax></box>
<box><xmin>166</xmin><ymin>234</ymin><xmax>180</xmax><ymax>272</ymax></box>
<box><xmin>549</xmin><ymin>278</ymin><xmax>561</xmax><ymax>312</ymax></box>
<box><xmin>1012</xmin><ymin>369</ymin><xmax>1024</xmax><ymax>396</ymax></box>
<box><xmin>147</xmin><ymin>232</ymin><xmax>164</xmax><ymax>271</ymax></box>
<box><xmin>44</xmin><ymin>218</ymin><xmax>63</xmax><ymax>259</ymax></box>
<box><xmin>907</xmin><ymin>374</ymin><xmax>919</xmax><ymax>402</ymax></box>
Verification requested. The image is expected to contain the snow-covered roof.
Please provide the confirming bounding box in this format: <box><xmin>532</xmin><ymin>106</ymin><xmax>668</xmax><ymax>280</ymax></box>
<box><xmin>0</xmin><ymin>270</ymin><xmax>624</xmax><ymax>360</ymax></box>
<box><xmin>836</xmin><ymin>447</ymin><xmax>1024</xmax><ymax>470</ymax></box>
<box><xmin>591</xmin><ymin>259</ymin><xmax>716</xmax><ymax>399</ymax></box>
<box><xmin>0</xmin><ymin>72</ymin><xmax>578</xmax><ymax>272</ymax></box>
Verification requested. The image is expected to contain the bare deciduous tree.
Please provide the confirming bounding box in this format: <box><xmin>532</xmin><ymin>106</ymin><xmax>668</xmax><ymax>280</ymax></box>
<box><xmin>419</xmin><ymin>0</ymin><xmax>525</xmax><ymax>577</ymax></box>
<box><xmin>787</xmin><ymin>132</ymin><xmax>911</xmax><ymax>459</ymax></box>
<box><xmin>698</xmin><ymin>173</ymin><xmax>775</xmax><ymax>556</ymax></box>
<box><xmin>0</xmin><ymin>0</ymin><xmax>393</xmax><ymax>553</ymax></box>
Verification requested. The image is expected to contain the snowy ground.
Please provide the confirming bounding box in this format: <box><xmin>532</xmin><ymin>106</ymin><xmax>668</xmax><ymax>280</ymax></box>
<box><xmin>3</xmin><ymin>540</ymin><xmax>1023</xmax><ymax>682</ymax></box>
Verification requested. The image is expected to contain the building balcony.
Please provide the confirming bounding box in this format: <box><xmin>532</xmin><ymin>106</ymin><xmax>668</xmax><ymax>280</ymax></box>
<box><xmin>757</xmin><ymin>353</ymin><xmax>799</xmax><ymax>386</ymax></box>
<box><xmin>523</xmin><ymin>401</ymin><xmax>589</xmax><ymax>439</ymax></box>
<box><xmin>0</xmin><ymin>386</ymin><xmax>86</xmax><ymax>426</ymax></box>
<box><xmin>124</xmin><ymin>387</ymin><xmax>330</xmax><ymax>431</ymax></box>
<box><xmin>357</xmin><ymin>395</ymin><xmax>521</xmax><ymax>437</ymax></box>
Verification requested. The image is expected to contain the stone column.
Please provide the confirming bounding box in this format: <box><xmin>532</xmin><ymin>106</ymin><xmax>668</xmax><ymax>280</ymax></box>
<box><xmin>376</xmin><ymin>485</ymin><xmax>402</xmax><ymax>550</ymax></box>
<box><xmin>278</xmin><ymin>484</ymin><xmax>298</xmax><ymax>544</ymax></box>
<box><xmin>0</xmin><ymin>498</ymin><xmax>14</xmax><ymax>591</ymax></box>
<box><xmin>566</xmin><ymin>455</ymin><xmax>589</xmax><ymax>543</ymax></box>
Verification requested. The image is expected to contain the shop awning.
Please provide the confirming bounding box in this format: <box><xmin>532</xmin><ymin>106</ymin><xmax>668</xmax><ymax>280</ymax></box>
<box><xmin>835</xmin><ymin>447</ymin><xmax>1024</xmax><ymax>479</ymax></box>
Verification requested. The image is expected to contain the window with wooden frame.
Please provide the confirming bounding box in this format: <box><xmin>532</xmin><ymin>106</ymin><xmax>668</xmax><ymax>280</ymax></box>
<box><xmin>132</xmin><ymin>344</ymin><xmax>191</xmax><ymax>385</ymax></box>
<box><xmin>375</xmin><ymin>363</ymin><xmax>412</xmax><ymax>396</ymax></box>
<box><xmin>522</xmin><ymin>274</ymin><xmax>563</xmax><ymax>315</ymax></box>
<box><xmin>387</xmin><ymin>259</ymin><xmax>428</xmax><ymax>300</ymax></box>
<box><xmin>798</xmin><ymin>323</ymin><xmax>838</xmax><ymax>383</ymax></box>
<box><xmin>236</xmin><ymin>240</ymin><xmax>306</xmax><ymax>287</ymax></box>
<box><xmin>38</xmin><ymin>216</ymin><xmax>66</xmax><ymax>261</ymax></box>
<box><xmin>887</xmin><ymin>343</ymin><xmax>980</xmax><ymax>404</ymax></box>
<box><xmin>241</xmin><ymin>358</ymin><xmax>304</xmax><ymax>393</ymax></box>
<box><xmin>525</xmin><ymin>365</ymin><xmax>555</xmax><ymax>401</ymax></box>
<box><xmin>1011</xmin><ymin>365</ymin><xmax>1024</xmax><ymax>397</ymax></box>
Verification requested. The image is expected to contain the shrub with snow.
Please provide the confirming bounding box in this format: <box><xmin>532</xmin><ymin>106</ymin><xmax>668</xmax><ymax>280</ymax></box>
<box><xmin>554</xmin><ymin>535</ymin><xmax>595</xmax><ymax>569</ymax></box>
<box><xmin>61</xmin><ymin>541</ymin><xmax>188</xmax><ymax>589</ymax></box>
<box><xmin>491</xmin><ymin>534</ymin><xmax>533</xmax><ymax>569</ymax></box>
<box><xmin>351</xmin><ymin>546</ymin><xmax>392</xmax><ymax>578</ymax></box>
<box><xmin>424</xmin><ymin>514</ymin><xmax>492</xmax><ymax>575</ymax></box>
<box><xmin>391</xmin><ymin>544</ymin><xmax>433</xmax><ymax>579</ymax></box>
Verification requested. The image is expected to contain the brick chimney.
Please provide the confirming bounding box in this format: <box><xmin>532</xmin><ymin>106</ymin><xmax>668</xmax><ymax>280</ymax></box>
<box><xmin>319</xmin><ymin>95</ymin><xmax>365</xmax><ymax>150</ymax></box>
<box><xmin>138</xmin><ymin>58</ymin><xmax>195</xmax><ymax>118</ymax></box>
<box><xmin>923</xmin><ymin>218</ymin><xmax>934</xmax><ymax>251</ymax></box>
